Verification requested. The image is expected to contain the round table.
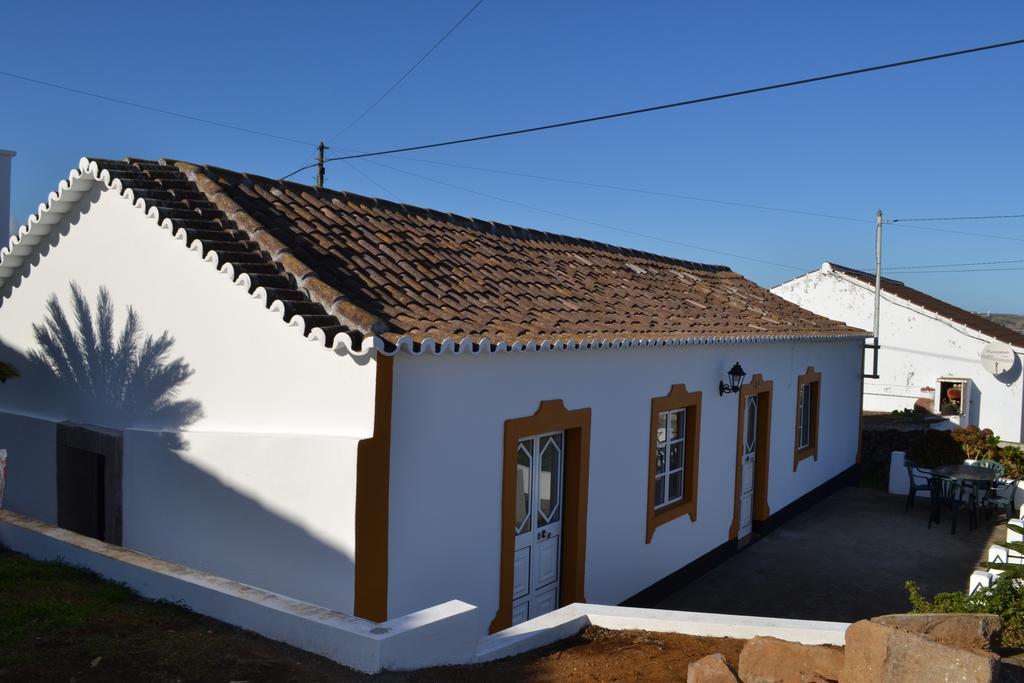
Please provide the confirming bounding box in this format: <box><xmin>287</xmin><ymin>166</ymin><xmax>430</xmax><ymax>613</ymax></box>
<box><xmin>930</xmin><ymin>464</ymin><xmax>999</xmax><ymax>484</ymax></box>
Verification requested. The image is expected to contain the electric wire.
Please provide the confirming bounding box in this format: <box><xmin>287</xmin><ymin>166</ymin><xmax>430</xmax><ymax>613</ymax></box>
<box><xmin>342</xmin><ymin>161</ymin><xmax>404</xmax><ymax>203</ymax></box>
<box><xmin>884</xmin><ymin>220</ymin><xmax>1024</xmax><ymax>244</ymax></box>
<box><xmin>377</xmin><ymin>154</ymin><xmax>865</xmax><ymax>223</ymax></box>
<box><xmin>289</xmin><ymin>0</ymin><xmax>486</xmax><ymax>172</ymax></box>
<box><xmin>0</xmin><ymin>70</ymin><xmax>316</xmax><ymax>147</ymax></box>
<box><xmin>359</xmin><ymin>158</ymin><xmax>807</xmax><ymax>271</ymax></box>
<box><xmin>883</xmin><ymin>258</ymin><xmax>1024</xmax><ymax>271</ymax></box>
<box><xmin>893</xmin><ymin>214</ymin><xmax>1024</xmax><ymax>222</ymax></box>
<box><xmin>326</xmin><ymin>0</ymin><xmax>486</xmax><ymax>143</ymax></box>
<box><xmin>280</xmin><ymin>37</ymin><xmax>1024</xmax><ymax>178</ymax></box>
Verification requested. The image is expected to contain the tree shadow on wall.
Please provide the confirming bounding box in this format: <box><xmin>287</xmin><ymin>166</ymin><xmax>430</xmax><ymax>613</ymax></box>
<box><xmin>26</xmin><ymin>282</ymin><xmax>202</xmax><ymax>435</ymax></box>
<box><xmin>0</xmin><ymin>284</ymin><xmax>358</xmax><ymax>613</ymax></box>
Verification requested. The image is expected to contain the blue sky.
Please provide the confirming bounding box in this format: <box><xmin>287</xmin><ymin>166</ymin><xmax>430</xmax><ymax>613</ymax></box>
<box><xmin>2</xmin><ymin>2</ymin><xmax>1022</xmax><ymax>312</ymax></box>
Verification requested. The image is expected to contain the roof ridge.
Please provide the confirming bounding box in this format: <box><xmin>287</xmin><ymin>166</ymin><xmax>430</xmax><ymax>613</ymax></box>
<box><xmin>826</xmin><ymin>261</ymin><xmax>1024</xmax><ymax>348</ymax></box>
<box><xmin>171</xmin><ymin>161</ymin><xmax>391</xmax><ymax>339</ymax></box>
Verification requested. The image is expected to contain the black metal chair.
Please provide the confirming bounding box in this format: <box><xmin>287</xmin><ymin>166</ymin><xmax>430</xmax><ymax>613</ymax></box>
<box><xmin>928</xmin><ymin>475</ymin><xmax>969</xmax><ymax>534</ymax></box>
<box><xmin>905</xmin><ymin>458</ymin><xmax>932</xmax><ymax>511</ymax></box>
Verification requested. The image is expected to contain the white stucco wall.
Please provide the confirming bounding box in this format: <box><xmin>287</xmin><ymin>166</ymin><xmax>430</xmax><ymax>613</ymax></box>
<box><xmin>772</xmin><ymin>266</ymin><xmax>1024</xmax><ymax>441</ymax></box>
<box><xmin>386</xmin><ymin>339</ymin><xmax>863</xmax><ymax>631</ymax></box>
<box><xmin>122</xmin><ymin>429</ymin><xmax>359</xmax><ymax>612</ymax></box>
<box><xmin>0</xmin><ymin>183</ymin><xmax>376</xmax><ymax>611</ymax></box>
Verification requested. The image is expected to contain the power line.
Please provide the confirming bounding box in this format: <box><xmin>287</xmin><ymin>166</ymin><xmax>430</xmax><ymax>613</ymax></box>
<box><xmin>884</xmin><ymin>266</ymin><xmax>1024</xmax><ymax>274</ymax></box>
<box><xmin>342</xmin><ymin>160</ymin><xmax>404</xmax><ymax>203</ymax></box>
<box><xmin>279</xmin><ymin>37</ymin><xmax>1024</xmax><ymax>177</ymax></box>
<box><xmin>326</xmin><ymin>0</ymin><xmax>486</xmax><ymax>143</ymax></box>
<box><xmin>0</xmin><ymin>70</ymin><xmax>316</xmax><ymax>147</ymax></box>
<box><xmin>359</xmin><ymin>157</ymin><xmax>807</xmax><ymax>271</ymax></box>
<box><xmin>884</xmin><ymin>258</ymin><xmax>1024</xmax><ymax>271</ymax></box>
<box><xmin>893</xmin><ymin>214</ymin><xmax>1024</xmax><ymax>222</ymax></box>
<box><xmin>884</xmin><ymin>220</ymin><xmax>1024</xmax><ymax>243</ymax></box>
<box><xmin>380</xmin><ymin>154</ymin><xmax>865</xmax><ymax>223</ymax></box>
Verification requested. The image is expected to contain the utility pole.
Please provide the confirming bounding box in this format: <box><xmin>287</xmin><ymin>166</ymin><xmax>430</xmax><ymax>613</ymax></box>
<box><xmin>316</xmin><ymin>141</ymin><xmax>327</xmax><ymax>189</ymax></box>
<box><xmin>866</xmin><ymin>208</ymin><xmax>883</xmax><ymax>379</ymax></box>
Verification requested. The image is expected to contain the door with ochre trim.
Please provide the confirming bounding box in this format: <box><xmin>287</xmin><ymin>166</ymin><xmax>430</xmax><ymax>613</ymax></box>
<box><xmin>738</xmin><ymin>395</ymin><xmax>758</xmax><ymax>540</ymax></box>
<box><xmin>511</xmin><ymin>431</ymin><xmax>564</xmax><ymax>625</ymax></box>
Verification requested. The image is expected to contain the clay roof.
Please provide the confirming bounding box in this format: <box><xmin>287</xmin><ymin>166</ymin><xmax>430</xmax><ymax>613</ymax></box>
<box><xmin>829</xmin><ymin>263</ymin><xmax>1024</xmax><ymax>348</ymax></box>
<box><xmin>6</xmin><ymin>157</ymin><xmax>866</xmax><ymax>354</ymax></box>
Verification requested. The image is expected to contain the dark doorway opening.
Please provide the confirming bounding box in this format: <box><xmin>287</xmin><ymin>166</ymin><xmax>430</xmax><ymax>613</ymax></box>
<box><xmin>56</xmin><ymin>424</ymin><xmax>123</xmax><ymax>545</ymax></box>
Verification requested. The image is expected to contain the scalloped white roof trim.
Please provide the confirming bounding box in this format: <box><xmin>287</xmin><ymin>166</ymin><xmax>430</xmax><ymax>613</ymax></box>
<box><xmin>319</xmin><ymin>330</ymin><xmax>868</xmax><ymax>358</ymax></box>
<box><xmin>1</xmin><ymin>158</ymin><xmax>868</xmax><ymax>360</ymax></box>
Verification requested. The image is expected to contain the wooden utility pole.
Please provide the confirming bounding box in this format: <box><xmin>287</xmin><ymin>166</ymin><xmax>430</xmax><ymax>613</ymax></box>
<box><xmin>316</xmin><ymin>141</ymin><xmax>327</xmax><ymax>188</ymax></box>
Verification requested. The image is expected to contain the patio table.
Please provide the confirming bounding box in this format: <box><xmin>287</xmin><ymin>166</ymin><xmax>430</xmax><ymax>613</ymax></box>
<box><xmin>928</xmin><ymin>465</ymin><xmax>998</xmax><ymax>533</ymax></box>
<box><xmin>930</xmin><ymin>465</ymin><xmax>998</xmax><ymax>485</ymax></box>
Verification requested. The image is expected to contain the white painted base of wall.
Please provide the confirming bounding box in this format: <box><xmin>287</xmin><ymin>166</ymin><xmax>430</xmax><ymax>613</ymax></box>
<box><xmin>0</xmin><ymin>509</ymin><xmax>477</xmax><ymax>674</ymax></box>
<box><xmin>475</xmin><ymin>603</ymin><xmax>848</xmax><ymax>664</ymax></box>
<box><xmin>0</xmin><ymin>509</ymin><xmax>852</xmax><ymax>673</ymax></box>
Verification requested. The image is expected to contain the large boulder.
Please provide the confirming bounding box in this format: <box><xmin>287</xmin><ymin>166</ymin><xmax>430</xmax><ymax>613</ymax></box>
<box><xmin>843</xmin><ymin>619</ymin><xmax>1001</xmax><ymax>683</ymax></box>
<box><xmin>687</xmin><ymin>653</ymin><xmax>738</xmax><ymax>683</ymax></box>
<box><xmin>737</xmin><ymin>636</ymin><xmax>843</xmax><ymax>683</ymax></box>
<box><xmin>871</xmin><ymin>613</ymin><xmax>1002</xmax><ymax>652</ymax></box>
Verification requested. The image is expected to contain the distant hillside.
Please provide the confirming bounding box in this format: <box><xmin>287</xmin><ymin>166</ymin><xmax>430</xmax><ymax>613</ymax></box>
<box><xmin>975</xmin><ymin>313</ymin><xmax>1024</xmax><ymax>334</ymax></box>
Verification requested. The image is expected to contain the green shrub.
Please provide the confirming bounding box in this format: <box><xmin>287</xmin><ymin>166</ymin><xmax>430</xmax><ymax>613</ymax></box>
<box><xmin>952</xmin><ymin>426</ymin><xmax>1003</xmax><ymax>460</ymax></box>
<box><xmin>908</xmin><ymin>523</ymin><xmax>1024</xmax><ymax>648</ymax></box>
<box><xmin>997</xmin><ymin>445</ymin><xmax>1024</xmax><ymax>479</ymax></box>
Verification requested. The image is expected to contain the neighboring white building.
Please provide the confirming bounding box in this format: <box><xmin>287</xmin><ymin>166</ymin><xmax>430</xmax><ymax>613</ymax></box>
<box><xmin>0</xmin><ymin>157</ymin><xmax>866</xmax><ymax>635</ymax></box>
<box><xmin>773</xmin><ymin>262</ymin><xmax>1024</xmax><ymax>441</ymax></box>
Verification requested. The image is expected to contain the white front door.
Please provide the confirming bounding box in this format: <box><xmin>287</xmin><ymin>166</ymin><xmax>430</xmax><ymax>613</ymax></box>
<box><xmin>738</xmin><ymin>395</ymin><xmax>758</xmax><ymax>540</ymax></box>
<box><xmin>511</xmin><ymin>431</ymin><xmax>564</xmax><ymax>626</ymax></box>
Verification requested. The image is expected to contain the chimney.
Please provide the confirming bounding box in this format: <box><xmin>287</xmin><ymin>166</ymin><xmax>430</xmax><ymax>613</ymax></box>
<box><xmin>0</xmin><ymin>150</ymin><xmax>14</xmax><ymax>241</ymax></box>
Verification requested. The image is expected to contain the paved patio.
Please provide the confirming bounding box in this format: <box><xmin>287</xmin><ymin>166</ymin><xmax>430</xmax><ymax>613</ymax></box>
<box><xmin>651</xmin><ymin>486</ymin><xmax>1004</xmax><ymax>623</ymax></box>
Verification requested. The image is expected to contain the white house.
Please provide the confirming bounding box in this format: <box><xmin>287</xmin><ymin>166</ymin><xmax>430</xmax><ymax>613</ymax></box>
<box><xmin>0</xmin><ymin>157</ymin><xmax>866</xmax><ymax>635</ymax></box>
<box><xmin>773</xmin><ymin>262</ymin><xmax>1024</xmax><ymax>441</ymax></box>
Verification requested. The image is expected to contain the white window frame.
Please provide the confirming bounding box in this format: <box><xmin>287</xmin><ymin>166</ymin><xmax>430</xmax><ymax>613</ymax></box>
<box><xmin>798</xmin><ymin>382</ymin><xmax>813</xmax><ymax>450</ymax></box>
<box><xmin>654</xmin><ymin>408</ymin><xmax>687</xmax><ymax>509</ymax></box>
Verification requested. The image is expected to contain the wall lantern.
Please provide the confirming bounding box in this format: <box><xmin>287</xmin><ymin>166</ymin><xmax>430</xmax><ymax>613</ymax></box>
<box><xmin>719</xmin><ymin>362</ymin><xmax>746</xmax><ymax>396</ymax></box>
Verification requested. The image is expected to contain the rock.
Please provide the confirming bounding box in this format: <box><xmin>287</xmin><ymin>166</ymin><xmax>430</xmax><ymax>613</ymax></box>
<box><xmin>871</xmin><ymin>613</ymin><xmax>1002</xmax><ymax>652</ymax></box>
<box><xmin>687</xmin><ymin>653</ymin><xmax>738</xmax><ymax>683</ymax></box>
<box><xmin>843</xmin><ymin>619</ymin><xmax>1001</xmax><ymax>683</ymax></box>
<box><xmin>737</xmin><ymin>636</ymin><xmax>843</xmax><ymax>683</ymax></box>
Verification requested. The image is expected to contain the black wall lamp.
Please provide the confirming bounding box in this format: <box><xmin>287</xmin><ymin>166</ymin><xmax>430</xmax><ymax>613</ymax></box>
<box><xmin>719</xmin><ymin>362</ymin><xmax>746</xmax><ymax>396</ymax></box>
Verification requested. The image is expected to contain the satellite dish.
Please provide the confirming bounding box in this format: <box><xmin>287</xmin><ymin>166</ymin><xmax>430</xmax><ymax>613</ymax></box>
<box><xmin>980</xmin><ymin>341</ymin><xmax>1015</xmax><ymax>375</ymax></box>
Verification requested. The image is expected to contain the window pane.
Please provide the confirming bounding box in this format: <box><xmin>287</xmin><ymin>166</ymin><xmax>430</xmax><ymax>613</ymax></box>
<box><xmin>656</xmin><ymin>445</ymin><xmax>667</xmax><ymax>475</ymax></box>
<box><xmin>670</xmin><ymin>410</ymin><xmax>684</xmax><ymax>442</ymax></box>
<box><xmin>801</xmin><ymin>384</ymin><xmax>813</xmax><ymax>447</ymax></box>
<box><xmin>744</xmin><ymin>397</ymin><xmax>757</xmax><ymax>453</ymax></box>
<box><xmin>538</xmin><ymin>435</ymin><xmax>562</xmax><ymax>525</ymax></box>
<box><xmin>668</xmin><ymin>470</ymin><xmax>683</xmax><ymax>502</ymax></box>
<box><xmin>669</xmin><ymin>440</ymin><xmax>683</xmax><ymax>471</ymax></box>
<box><xmin>657</xmin><ymin>412</ymin><xmax>668</xmax><ymax>444</ymax></box>
<box><xmin>515</xmin><ymin>440</ymin><xmax>532</xmax><ymax>534</ymax></box>
<box><xmin>654</xmin><ymin>474</ymin><xmax>666</xmax><ymax>507</ymax></box>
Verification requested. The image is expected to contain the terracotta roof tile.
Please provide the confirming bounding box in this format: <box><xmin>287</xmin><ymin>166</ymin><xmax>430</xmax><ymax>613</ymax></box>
<box><xmin>88</xmin><ymin>157</ymin><xmax>865</xmax><ymax>351</ymax></box>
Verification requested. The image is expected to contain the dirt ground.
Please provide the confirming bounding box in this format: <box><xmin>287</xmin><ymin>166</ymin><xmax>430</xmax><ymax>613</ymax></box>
<box><xmin>399</xmin><ymin>627</ymin><xmax>746</xmax><ymax>682</ymax></box>
<box><xmin>1</xmin><ymin>547</ymin><xmax>745</xmax><ymax>681</ymax></box>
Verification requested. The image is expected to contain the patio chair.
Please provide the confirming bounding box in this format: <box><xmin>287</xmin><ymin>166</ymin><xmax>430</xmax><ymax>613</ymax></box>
<box><xmin>905</xmin><ymin>458</ymin><xmax>932</xmax><ymax>511</ymax></box>
<box><xmin>928</xmin><ymin>475</ymin><xmax>969</xmax><ymax>534</ymax></box>
<box><xmin>968</xmin><ymin>460</ymin><xmax>1017</xmax><ymax>519</ymax></box>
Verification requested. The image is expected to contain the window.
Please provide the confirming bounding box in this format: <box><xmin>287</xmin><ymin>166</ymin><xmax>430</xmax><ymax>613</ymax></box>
<box><xmin>647</xmin><ymin>385</ymin><xmax>702</xmax><ymax>543</ymax></box>
<box><xmin>793</xmin><ymin>368</ymin><xmax>821</xmax><ymax>470</ymax></box>
<box><xmin>654</xmin><ymin>409</ymin><xmax>686</xmax><ymax>508</ymax></box>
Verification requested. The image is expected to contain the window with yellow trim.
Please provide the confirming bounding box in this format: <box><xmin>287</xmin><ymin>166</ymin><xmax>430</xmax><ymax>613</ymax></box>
<box><xmin>794</xmin><ymin>368</ymin><xmax>821</xmax><ymax>470</ymax></box>
<box><xmin>646</xmin><ymin>385</ymin><xmax>701</xmax><ymax>543</ymax></box>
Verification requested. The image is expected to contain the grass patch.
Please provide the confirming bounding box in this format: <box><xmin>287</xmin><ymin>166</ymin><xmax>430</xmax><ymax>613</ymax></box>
<box><xmin>0</xmin><ymin>547</ymin><xmax>360</xmax><ymax>681</ymax></box>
